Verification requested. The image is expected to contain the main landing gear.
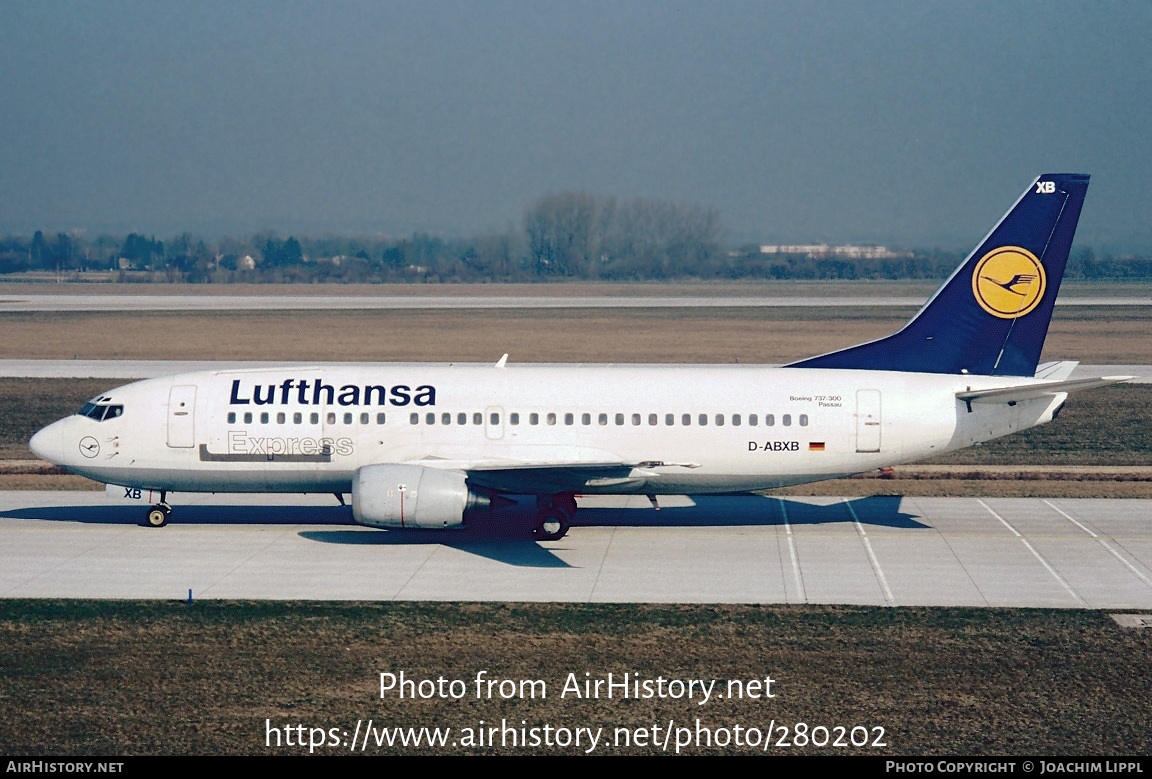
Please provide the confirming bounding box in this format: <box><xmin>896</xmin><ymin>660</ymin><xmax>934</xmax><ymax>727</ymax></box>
<box><xmin>145</xmin><ymin>491</ymin><xmax>171</xmax><ymax>528</ymax></box>
<box><xmin>533</xmin><ymin>493</ymin><xmax>577</xmax><ymax>541</ymax></box>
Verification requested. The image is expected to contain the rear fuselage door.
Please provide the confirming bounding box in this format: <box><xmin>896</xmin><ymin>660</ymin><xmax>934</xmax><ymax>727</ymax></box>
<box><xmin>856</xmin><ymin>389</ymin><xmax>882</xmax><ymax>452</ymax></box>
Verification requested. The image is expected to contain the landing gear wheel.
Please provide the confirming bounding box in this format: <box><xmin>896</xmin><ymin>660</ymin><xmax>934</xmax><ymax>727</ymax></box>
<box><xmin>146</xmin><ymin>504</ymin><xmax>171</xmax><ymax>528</ymax></box>
<box><xmin>534</xmin><ymin>508</ymin><xmax>569</xmax><ymax>541</ymax></box>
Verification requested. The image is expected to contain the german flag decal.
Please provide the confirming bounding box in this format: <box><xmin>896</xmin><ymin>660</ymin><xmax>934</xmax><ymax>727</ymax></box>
<box><xmin>808</xmin><ymin>442</ymin><xmax>825</xmax><ymax>451</ymax></box>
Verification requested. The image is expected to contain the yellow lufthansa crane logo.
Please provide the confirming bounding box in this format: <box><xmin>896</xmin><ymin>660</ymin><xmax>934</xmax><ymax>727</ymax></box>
<box><xmin>971</xmin><ymin>246</ymin><xmax>1046</xmax><ymax>319</ymax></box>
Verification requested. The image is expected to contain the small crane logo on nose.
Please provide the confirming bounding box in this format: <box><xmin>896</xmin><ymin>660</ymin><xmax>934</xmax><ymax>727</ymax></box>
<box><xmin>79</xmin><ymin>437</ymin><xmax>100</xmax><ymax>458</ymax></box>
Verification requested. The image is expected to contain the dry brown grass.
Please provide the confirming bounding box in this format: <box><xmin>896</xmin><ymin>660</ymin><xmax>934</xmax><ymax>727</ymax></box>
<box><xmin>1</xmin><ymin>308</ymin><xmax>840</xmax><ymax>363</ymax></box>
<box><xmin>1</xmin><ymin>601</ymin><xmax>1149</xmax><ymax>756</ymax></box>
<box><xmin>0</xmin><ymin>304</ymin><xmax>1147</xmax><ymax>363</ymax></box>
<box><xmin>0</xmin><ymin>473</ymin><xmax>101</xmax><ymax>490</ymax></box>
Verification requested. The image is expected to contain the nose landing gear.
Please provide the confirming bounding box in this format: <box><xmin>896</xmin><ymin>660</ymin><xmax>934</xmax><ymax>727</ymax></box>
<box><xmin>145</xmin><ymin>492</ymin><xmax>171</xmax><ymax>527</ymax></box>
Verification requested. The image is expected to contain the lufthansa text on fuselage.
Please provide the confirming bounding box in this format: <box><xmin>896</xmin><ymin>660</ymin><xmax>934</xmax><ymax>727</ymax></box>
<box><xmin>228</xmin><ymin>378</ymin><xmax>437</xmax><ymax>407</ymax></box>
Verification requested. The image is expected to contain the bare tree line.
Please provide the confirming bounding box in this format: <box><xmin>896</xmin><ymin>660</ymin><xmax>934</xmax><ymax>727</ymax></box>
<box><xmin>1</xmin><ymin>196</ymin><xmax>1147</xmax><ymax>282</ymax></box>
<box><xmin>524</xmin><ymin>193</ymin><xmax>724</xmax><ymax>278</ymax></box>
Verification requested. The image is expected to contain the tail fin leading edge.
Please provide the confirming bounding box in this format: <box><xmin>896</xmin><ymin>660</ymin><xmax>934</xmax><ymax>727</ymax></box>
<box><xmin>788</xmin><ymin>174</ymin><xmax>1090</xmax><ymax>376</ymax></box>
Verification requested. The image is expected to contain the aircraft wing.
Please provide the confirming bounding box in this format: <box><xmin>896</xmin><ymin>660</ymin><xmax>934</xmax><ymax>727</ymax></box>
<box><xmin>398</xmin><ymin>451</ymin><xmax>699</xmax><ymax>493</ymax></box>
<box><xmin>956</xmin><ymin>375</ymin><xmax>1134</xmax><ymax>404</ymax></box>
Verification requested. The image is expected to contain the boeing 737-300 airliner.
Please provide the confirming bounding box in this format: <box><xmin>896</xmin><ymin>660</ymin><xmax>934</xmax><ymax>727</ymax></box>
<box><xmin>29</xmin><ymin>174</ymin><xmax>1131</xmax><ymax>539</ymax></box>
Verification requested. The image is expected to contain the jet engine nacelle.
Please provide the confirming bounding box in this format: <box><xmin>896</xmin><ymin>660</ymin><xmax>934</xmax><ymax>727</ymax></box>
<box><xmin>352</xmin><ymin>464</ymin><xmax>488</xmax><ymax>529</ymax></box>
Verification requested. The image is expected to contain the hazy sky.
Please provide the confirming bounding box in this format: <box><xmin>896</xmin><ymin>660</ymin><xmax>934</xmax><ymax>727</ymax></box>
<box><xmin>2</xmin><ymin>1</ymin><xmax>1150</xmax><ymax>249</ymax></box>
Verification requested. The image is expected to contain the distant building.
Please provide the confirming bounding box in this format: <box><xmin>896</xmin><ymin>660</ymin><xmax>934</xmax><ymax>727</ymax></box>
<box><xmin>759</xmin><ymin>244</ymin><xmax>910</xmax><ymax>259</ymax></box>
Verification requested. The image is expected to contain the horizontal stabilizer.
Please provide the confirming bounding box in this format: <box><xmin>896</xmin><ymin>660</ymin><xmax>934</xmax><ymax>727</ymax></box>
<box><xmin>1033</xmin><ymin>360</ymin><xmax>1079</xmax><ymax>381</ymax></box>
<box><xmin>956</xmin><ymin>376</ymin><xmax>1133</xmax><ymax>404</ymax></box>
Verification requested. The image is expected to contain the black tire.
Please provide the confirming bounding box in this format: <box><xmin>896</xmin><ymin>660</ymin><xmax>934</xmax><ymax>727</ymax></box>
<box><xmin>146</xmin><ymin>505</ymin><xmax>170</xmax><ymax>528</ymax></box>
<box><xmin>534</xmin><ymin>508</ymin><xmax>569</xmax><ymax>541</ymax></box>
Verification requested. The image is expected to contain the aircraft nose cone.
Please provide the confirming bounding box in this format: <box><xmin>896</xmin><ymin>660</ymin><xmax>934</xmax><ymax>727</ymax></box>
<box><xmin>29</xmin><ymin>421</ymin><xmax>65</xmax><ymax>465</ymax></box>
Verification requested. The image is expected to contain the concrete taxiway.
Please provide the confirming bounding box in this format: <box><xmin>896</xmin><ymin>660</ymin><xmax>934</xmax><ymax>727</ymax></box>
<box><xmin>2</xmin><ymin>491</ymin><xmax>1150</xmax><ymax>606</ymax></box>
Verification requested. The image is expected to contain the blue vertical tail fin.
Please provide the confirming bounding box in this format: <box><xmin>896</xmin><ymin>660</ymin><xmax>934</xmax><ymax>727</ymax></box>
<box><xmin>788</xmin><ymin>173</ymin><xmax>1089</xmax><ymax>376</ymax></box>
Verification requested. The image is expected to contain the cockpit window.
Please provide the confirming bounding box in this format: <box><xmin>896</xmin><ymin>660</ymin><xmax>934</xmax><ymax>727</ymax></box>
<box><xmin>78</xmin><ymin>401</ymin><xmax>124</xmax><ymax>422</ymax></box>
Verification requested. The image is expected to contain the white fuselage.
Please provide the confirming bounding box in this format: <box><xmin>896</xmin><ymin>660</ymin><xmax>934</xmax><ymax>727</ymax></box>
<box><xmin>30</xmin><ymin>363</ymin><xmax>1063</xmax><ymax>496</ymax></box>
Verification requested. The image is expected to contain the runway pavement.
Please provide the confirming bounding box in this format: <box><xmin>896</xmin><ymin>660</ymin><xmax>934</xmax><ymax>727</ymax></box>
<box><xmin>2</xmin><ymin>491</ymin><xmax>1150</xmax><ymax>607</ymax></box>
